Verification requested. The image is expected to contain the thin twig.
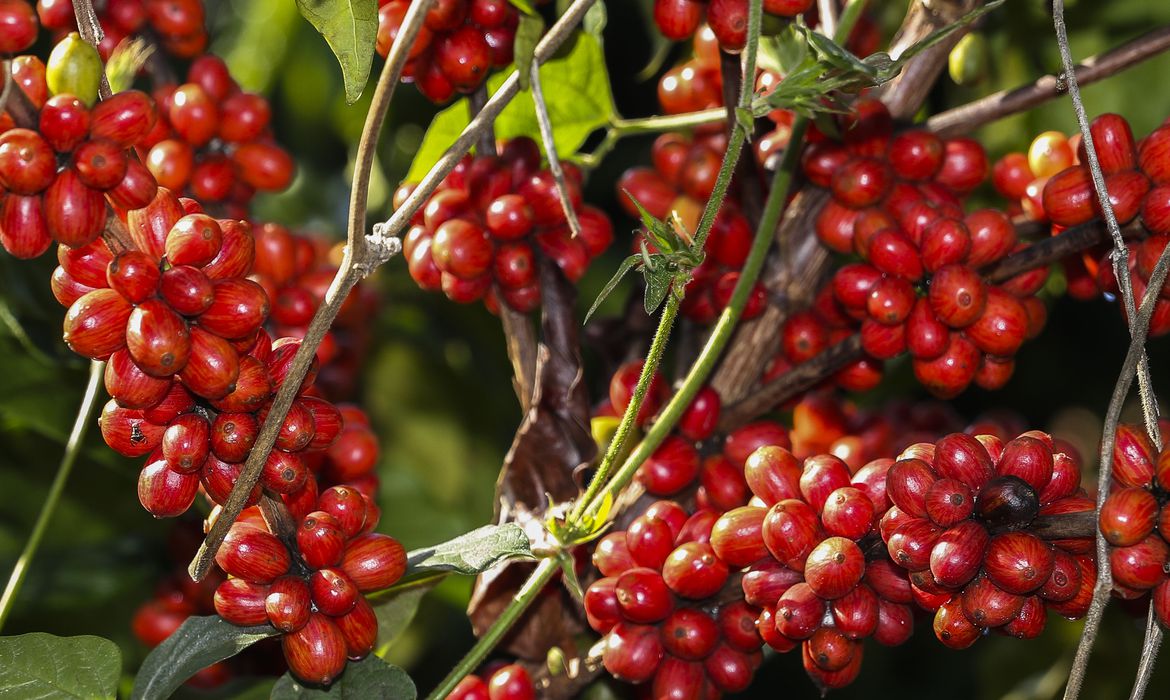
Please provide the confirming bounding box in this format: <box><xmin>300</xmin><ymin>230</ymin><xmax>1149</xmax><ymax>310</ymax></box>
<box><xmin>468</xmin><ymin>86</ymin><xmax>495</xmax><ymax>156</ymax></box>
<box><xmin>0</xmin><ymin>361</ymin><xmax>104</xmax><ymax>632</ymax></box>
<box><xmin>499</xmin><ymin>305</ymin><xmax>538</xmax><ymax>412</ymax></box>
<box><xmin>927</xmin><ymin>27</ymin><xmax>1170</xmax><ymax>138</ymax></box>
<box><xmin>1062</xmin><ymin>236</ymin><xmax>1170</xmax><ymax>700</ymax></box>
<box><xmin>1052</xmin><ymin>0</ymin><xmax>1161</xmax><ymax>449</ymax></box>
<box><xmin>3</xmin><ymin>62</ymin><xmax>39</xmax><ymax>129</ymax></box>
<box><xmin>0</xmin><ymin>60</ymin><xmax>13</xmax><ymax>120</ymax></box>
<box><xmin>70</xmin><ymin>0</ymin><xmax>113</xmax><ymax>100</ymax></box>
<box><xmin>1130</xmin><ymin>607</ymin><xmax>1164</xmax><ymax>700</ymax></box>
<box><xmin>372</xmin><ymin>0</ymin><xmax>601</xmax><ymax>244</ymax></box>
<box><xmin>529</xmin><ymin>63</ymin><xmax>582</xmax><ymax>239</ymax></box>
<box><xmin>186</xmin><ymin>0</ymin><xmax>430</xmax><ymax>581</ymax></box>
<box><xmin>879</xmin><ymin>0</ymin><xmax>983</xmax><ymax>119</ymax></box>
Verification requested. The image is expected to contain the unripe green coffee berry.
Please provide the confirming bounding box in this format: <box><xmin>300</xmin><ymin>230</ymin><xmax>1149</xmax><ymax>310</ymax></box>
<box><xmin>47</xmin><ymin>33</ymin><xmax>103</xmax><ymax>107</ymax></box>
<box><xmin>948</xmin><ymin>32</ymin><xmax>989</xmax><ymax>87</ymax></box>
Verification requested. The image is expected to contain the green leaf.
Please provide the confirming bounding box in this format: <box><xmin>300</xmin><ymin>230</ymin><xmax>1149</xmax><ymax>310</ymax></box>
<box><xmin>621</xmin><ymin>190</ymin><xmax>677</xmax><ymax>254</ymax></box>
<box><xmin>269</xmin><ymin>656</ymin><xmax>416</xmax><ymax>699</ymax></box>
<box><xmin>404</xmin><ymin>523</ymin><xmax>533</xmax><ymax>577</ymax></box>
<box><xmin>643</xmin><ymin>267</ymin><xmax>673</xmax><ymax>315</ymax></box>
<box><xmin>0</xmin><ymin>633</ymin><xmax>120</xmax><ymax>699</ymax></box>
<box><xmin>515</xmin><ymin>14</ymin><xmax>545</xmax><ymax>90</ymax></box>
<box><xmin>130</xmin><ymin>616</ymin><xmax>279</xmax><ymax>700</ymax></box>
<box><xmin>585</xmin><ymin>254</ymin><xmax>640</xmax><ymax>324</ymax></box>
<box><xmin>758</xmin><ymin>24</ymin><xmax>806</xmax><ymax>75</ymax></box>
<box><xmin>406</xmin><ymin>33</ymin><xmax>614</xmax><ymax>181</ymax></box>
<box><xmin>508</xmin><ymin>0</ymin><xmax>538</xmax><ymax>14</ymax></box>
<box><xmin>584</xmin><ymin>1</ymin><xmax>607</xmax><ymax>39</ymax></box>
<box><xmin>372</xmin><ymin>579</ymin><xmax>438</xmax><ymax>652</ymax></box>
<box><xmin>294</xmin><ymin>0</ymin><xmax>377</xmax><ymax>104</ymax></box>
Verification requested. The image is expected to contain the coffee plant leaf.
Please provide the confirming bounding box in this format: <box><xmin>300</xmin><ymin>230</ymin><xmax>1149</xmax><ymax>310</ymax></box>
<box><xmin>295</xmin><ymin>0</ymin><xmax>378</xmax><ymax>104</ymax></box>
<box><xmin>130</xmin><ymin>616</ymin><xmax>279</xmax><ymax>700</ymax></box>
<box><xmin>404</xmin><ymin>523</ymin><xmax>534</xmax><ymax>577</ymax></box>
<box><xmin>270</xmin><ymin>655</ymin><xmax>416</xmax><ymax>699</ymax></box>
<box><xmin>0</xmin><ymin>633</ymin><xmax>120</xmax><ymax>700</ymax></box>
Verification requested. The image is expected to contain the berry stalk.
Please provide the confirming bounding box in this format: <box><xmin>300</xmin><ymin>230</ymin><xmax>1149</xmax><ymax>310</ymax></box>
<box><xmin>0</xmin><ymin>360</ymin><xmax>104</xmax><ymax>631</ymax></box>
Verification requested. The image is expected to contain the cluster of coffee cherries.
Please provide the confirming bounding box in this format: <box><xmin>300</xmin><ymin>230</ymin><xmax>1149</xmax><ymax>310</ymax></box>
<box><xmin>377</xmin><ymin>0</ymin><xmax>519</xmax><ymax>103</ymax></box>
<box><xmin>882</xmin><ymin>432</ymin><xmax>1096</xmax><ymax>648</ymax></box>
<box><xmin>37</xmin><ymin>0</ymin><xmax>211</xmax><ymax>59</ymax></box>
<box><xmin>447</xmin><ymin>663</ymin><xmax>535</xmax><ymax>700</ymax></box>
<box><xmin>401</xmin><ymin>136</ymin><xmax>614</xmax><ymax>311</ymax></box>
<box><xmin>992</xmin><ymin>114</ymin><xmax>1170</xmax><ymax>335</ymax></box>
<box><xmin>652</xmin><ymin>0</ymin><xmax>811</xmax><ymax>52</ymax></box>
<box><xmin>1100</xmin><ymin>423</ymin><xmax>1170</xmax><ymax>622</ymax></box>
<box><xmin>780</xmin><ymin>99</ymin><xmax>1051</xmax><ymax>397</ymax></box>
<box><xmin>141</xmin><ymin>55</ymin><xmax>295</xmax><ymax>217</ymax></box>
<box><xmin>707</xmin><ymin>445</ymin><xmax>910</xmax><ymax>690</ymax></box>
<box><xmin>0</xmin><ymin>80</ymin><xmax>159</xmax><ymax>257</ymax></box>
<box><xmin>586</xmin><ymin>500</ymin><xmax>762</xmax><ymax>696</ymax></box>
<box><xmin>211</xmin><ymin>487</ymin><xmax>406</xmax><ymax>684</ymax></box>
<box><xmin>617</xmin><ymin>134</ymin><xmax>767</xmax><ymax>324</ymax></box>
<box><xmin>35</xmin><ymin>0</ymin><xmax>209</xmax><ymax>60</ymax></box>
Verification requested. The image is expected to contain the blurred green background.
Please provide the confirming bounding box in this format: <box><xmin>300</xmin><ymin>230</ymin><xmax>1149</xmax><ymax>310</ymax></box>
<box><xmin>4</xmin><ymin>0</ymin><xmax>1170</xmax><ymax>697</ymax></box>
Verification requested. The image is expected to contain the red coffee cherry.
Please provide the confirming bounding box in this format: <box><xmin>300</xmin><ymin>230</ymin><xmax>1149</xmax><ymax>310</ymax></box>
<box><xmin>887</xmin><ymin>517</ymin><xmax>942</xmax><ymax>572</ymax></box>
<box><xmin>214</xmin><ymin>577</ymin><xmax>271</xmax><ymax>626</ymax></box>
<box><xmin>615</xmin><ymin>567</ymin><xmax>674</xmax><ymax>624</ymax></box>
<box><xmin>932</xmin><ymin>595</ymin><xmax>981</xmax><ymax>649</ymax></box>
<box><xmin>126</xmin><ymin>298</ymin><xmax>191</xmax><ymax>377</ymax></box>
<box><xmin>929</xmin><ymin>520</ymin><xmax>988</xmax><ymax>589</ymax></box>
<box><xmin>831</xmin><ymin>158</ymin><xmax>891</xmax><ymax>209</ymax></box>
<box><xmin>137</xmin><ymin>452</ymin><xmax>200</xmax><ymax>517</ymax></box>
<box><xmin>662</xmin><ymin>542</ymin><xmax>729</xmax><ymax>599</ymax></box>
<box><xmin>762</xmin><ymin>499</ymin><xmax>821</xmax><ymax>567</ymax></box>
<box><xmin>821</xmin><ymin>487</ymin><xmax>876</xmax><ymax>540</ymax></box>
<box><xmin>266</xmin><ymin>575</ymin><xmax>312</xmax><ymax>632</ymax></box>
<box><xmin>0</xmin><ymin>129</ymin><xmax>57</xmax><ymax>195</ymax></box>
<box><xmin>775</xmin><ymin>582</ymin><xmax>826</xmax><ymax>640</ymax></box>
<box><xmin>660</xmin><ymin>607</ymin><xmax>719</xmax><ymax>660</ymax></box>
<box><xmin>340</xmin><ymin>533</ymin><xmax>407</xmax><ymax>592</ymax></box>
<box><xmin>310</xmin><ymin>568</ymin><xmax>359</xmax><ymax>617</ymax></box>
<box><xmin>804</xmin><ymin>537</ymin><xmax>866</xmax><ymax>600</ymax></box>
<box><xmin>216</xmin><ymin>524</ymin><xmax>291</xmax><ymax>584</ymax></box>
<box><xmin>107</xmin><ymin>251</ymin><xmax>161</xmax><ymax>304</ymax></box>
<box><xmin>710</xmin><ymin>505</ymin><xmax>768</xmax><ymax>567</ymax></box>
<box><xmin>1110</xmin><ymin>534</ymin><xmax>1169</xmax><ymax>590</ymax></box>
<box><xmin>638</xmin><ymin>435</ymin><xmax>700</xmax><ymax>496</ymax></box>
<box><xmin>161</xmin><ymin>412</ymin><xmax>210</xmax><ymax>474</ymax></box>
<box><xmin>602</xmin><ymin>621</ymin><xmax>663</xmax><ymax>683</ymax></box>
<box><xmin>983</xmin><ymin>531</ymin><xmax>1055</xmax><ymax>595</ymax></box>
<box><xmin>282</xmin><ymin>612</ymin><xmax>348</xmax><ymax>685</ymax></box>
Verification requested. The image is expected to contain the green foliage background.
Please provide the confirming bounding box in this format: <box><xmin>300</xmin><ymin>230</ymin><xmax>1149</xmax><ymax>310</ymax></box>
<box><xmin>4</xmin><ymin>0</ymin><xmax>1170</xmax><ymax>697</ymax></box>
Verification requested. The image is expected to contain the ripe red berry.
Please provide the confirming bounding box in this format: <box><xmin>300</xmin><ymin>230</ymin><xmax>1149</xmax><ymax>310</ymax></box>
<box><xmin>340</xmin><ymin>533</ymin><xmax>407</xmax><ymax>592</ymax></box>
<box><xmin>660</xmin><ymin>607</ymin><xmax>719</xmax><ymax>660</ymax></box>
<box><xmin>662</xmin><ymin>542</ymin><xmax>729</xmax><ymax>599</ymax></box>
<box><xmin>983</xmin><ymin>532</ymin><xmax>1055</xmax><ymax>595</ymax></box>
<box><xmin>615</xmin><ymin>567</ymin><xmax>673</xmax><ymax>624</ymax></box>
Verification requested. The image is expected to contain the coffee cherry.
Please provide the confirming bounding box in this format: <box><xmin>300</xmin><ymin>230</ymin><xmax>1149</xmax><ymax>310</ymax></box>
<box><xmin>821</xmin><ymin>487</ymin><xmax>875</xmax><ymax>540</ymax></box>
<box><xmin>0</xmin><ymin>195</ymin><xmax>52</xmax><ymax>259</ymax></box>
<box><xmin>887</xmin><ymin>518</ymin><xmax>942</xmax><ymax>572</ymax></box>
<box><xmin>976</xmin><ymin>475</ymin><xmax>1039</xmax><ymax>531</ymax></box>
<box><xmin>660</xmin><ymin>607</ymin><xmax>719</xmax><ymax>660</ymax></box>
<box><xmin>805</xmin><ymin>537</ymin><xmax>865</xmax><ymax>600</ymax></box>
<box><xmin>310</xmin><ymin>568</ymin><xmax>359</xmax><ymax>617</ymax></box>
<box><xmin>1002</xmin><ymin>595</ymin><xmax>1046</xmax><ymax>639</ymax></box>
<box><xmin>602</xmin><ymin>622</ymin><xmax>663</xmax><ymax>683</ymax></box>
<box><xmin>984</xmin><ymin>532</ymin><xmax>1054</xmax><ymax>595</ymax></box>
<box><xmin>64</xmin><ymin>288</ymin><xmax>134</xmax><ymax>360</ymax></box>
<box><xmin>762</xmin><ymin>499</ymin><xmax>821</xmax><ymax>568</ymax></box>
<box><xmin>615</xmin><ymin>567</ymin><xmax>673</xmax><ymax>624</ymax></box>
<box><xmin>1110</xmin><ymin>534</ymin><xmax>1169</xmax><ymax>590</ymax></box>
<box><xmin>639</xmin><ymin>435</ymin><xmax>700</xmax><ymax>496</ymax></box>
<box><xmin>487</xmin><ymin>665</ymin><xmax>533</xmax><ymax>700</ymax></box>
<box><xmin>924</xmin><ymin>478</ymin><xmax>973</xmax><ymax>527</ymax></box>
<box><xmin>298</xmin><ymin>511</ymin><xmax>347</xmax><ymax>570</ymax></box>
<box><xmin>282</xmin><ymin>612</ymin><xmax>348</xmax><ymax>685</ymax></box>
<box><xmin>626</xmin><ymin>515</ymin><xmax>675</xmax><ymax>570</ymax></box>
<box><xmin>45</xmin><ymin>168</ymin><xmax>107</xmax><ymax>247</ymax></box>
<box><xmin>873</xmin><ymin>600</ymin><xmax>914</xmax><ymax>647</ymax></box>
<box><xmin>340</xmin><ymin>533</ymin><xmax>406</xmax><ymax>592</ymax></box>
<box><xmin>214</xmin><ymin>577</ymin><xmax>271</xmax><ymax>626</ymax></box>
<box><xmin>1112</xmin><ymin>423</ymin><xmax>1156</xmax><ymax>488</ymax></box>
<box><xmin>266</xmin><ymin>575</ymin><xmax>312</xmax><ymax>632</ymax></box>
<box><xmin>47</xmin><ymin>33</ymin><xmax>103</xmax><ymax>106</ymax></box>
<box><xmin>709</xmin><ymin>506</ymin><xmax>768</xmax><ymax>567</ymax></box>
<box><xmin>929</xmin><ymin>265</ymin><xmax>986</xmax><ymax>329</ymax></box>
<box><xmin>888</xmin><ymin>458</ymin><xmax>939</xmax><ymax>518</ymax></box>
<box><xmin>0</xmin><ymin>129</ymin><xmax>57</xmax><ymax>195</ymax></box>
<box><xmin>932</xmin><ymin>595</ymin><xmax>981</xmax><ymax>649</ymax></box>
<box><xmin>662</xmin><ymin>542</ymin><xmax>729</xmax><ymax>599</ymax></box>
<box><xmin>775</xmin><ymin>582</ymin><xmax>825</xmax><ymax>640</ymax></box>
<box><xmin>127</xmin><ymin>299</ymin><xmax>192</xmax><ymax>377</ymax></box>
<box><xmin>929</xmin><ymin>520</ymin><xmax>988</xmax><ymax>589</ymax></box>
<box><xmin>1039</xmin><ymin>550</ymin><xmax>1083</xmax><ymax>603</ymax></box>
<box><xmin>161</xmin><ymin>412</ymin><xmax>210</xmax><ymax>474</ymax></box>
<box><xmin>137</xmin><ymin>452</ymin><xmax>200</xmax><ymax>517</ymax></box>
<box><xmin>704</xmin><ymin>643</ymin><xmax>758</xmax><ymax>693</ymax></box>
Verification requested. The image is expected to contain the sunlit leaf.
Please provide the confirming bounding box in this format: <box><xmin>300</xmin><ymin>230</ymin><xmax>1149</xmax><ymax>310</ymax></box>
<box><xmin>407</xmin><ymin>33</ymin><xmax>614</xmax><ymax>180</ymax></box>
<box><xmin>515</xmin><ymin>13</ymin><xmax>545</xmax><ymax>90</ymax></box>
<box><xmin>404</xmin><ymin>523</ymin><xmax>533</xmax><ymax>577</ymax></box>
<box><xmin>643</xmin><ymin>267</ymin><xmax>673</xmax><ymax>315</ymax></box>
<box><xmin>295</xmin><ymin>0</ymin><xmax>378</xmax><ymax>103</ymax></box>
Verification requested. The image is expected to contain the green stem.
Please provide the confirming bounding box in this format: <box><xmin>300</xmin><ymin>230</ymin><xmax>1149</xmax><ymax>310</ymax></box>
<box><xmin>0</xmin><ymin>360</ymin><xmax>104</xmax><ymax>632</ymax></box>
<box><xmin>576</xmin><ymin>0</ymin><xmax>864</xmax><ymax>519</ymax></box>
<box><xmin>570</xmin><ymin>292</ymin><xmax>682</xmax><ymax>520</ymax></box>
<box><xmin>425</xmin><ymin>558</ymin><xmax>559</xmax><ymax>700</ymax></box>
<box><xmin>610</xmin><ymin>108</ymin><xmax>727</xmax><ymax>135</ymax></box>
